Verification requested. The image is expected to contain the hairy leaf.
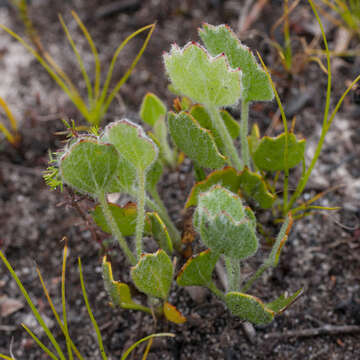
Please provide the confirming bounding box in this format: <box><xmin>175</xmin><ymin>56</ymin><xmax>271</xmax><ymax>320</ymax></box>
<box><xmin>225</xmin><ymin>292</ymin><xmax>274</xmax><ymax>324</ymax></box>
<box><xmin>238</xmin><ymin>167</ymin><xmax>276</xmax><ymax>208</ymax></box>
<box><xmin>190</xmin><ymin>105</ymin><xmax>240</xmax><ymax>153</ymax></box>
<box><xmin>140</xmin><ymin>92</ymin><xmax>166</xmax><ymax>127</ymax></box>
<box><xmin>103</xmin><ymin>257</ymin><xmax>140</xmax><ymax>309</ymax></box>
<box><xmin>131</xmin><ymin>250</ymin><xmax>173</xmax><ymax>300</ymax></box>
<box><xmin>199</xmin><ymin>23</ymin><xmax>273</xmax><ymax>102</ymax></box>
<box><xmin>164</xmin><ymin>42</ymin><xmax>242</xmax><ymax>107</ymax></box>
<box><xmin>92</xmin><ymin>202</ymin><xmax>137</xmax><ymax>236</ymax></box>
<box><xmin>194</xmin><ymin>185</ymin><xmax>258</xmax><ymax>259</ymax></box>
<box><xmin>60</xmin><ymin>137</ymin><xmax>119</xmax><ymax>196</ymax></box>
<box><xmin>168</xmin><ymin>111</ymin><xmax>226</xmax><ymax>169</ymax></box>
<box><xmin>105</xmin><ymin>119</ymin><xmax>158</xmax><ymax>173</ymax></box>
<box><xmin>146</xmin><ymin>212</ymin><xmax>173</xmax><ymax>255</ymax></box>
<box><xmin>186</xmin><ymin>167</ymin><xmax>275</xmax><ymax>209</ymax></box>
<box><xmin>177</xmin><ymin>250</ymin><xmax>219</xmax><ymax>287</ymax></box>
<box><xmin>253</xmin><ymin>133</ymin><xmax>306</xmax><ymax>171</ymax></box>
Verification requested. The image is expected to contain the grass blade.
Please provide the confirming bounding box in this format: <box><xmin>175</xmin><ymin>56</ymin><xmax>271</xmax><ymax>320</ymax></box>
<box><xmin>256</xmin><ymin>52</ymin><xmax>290</xmax><ymax>213</ymax></box>
<box><xmin>0</xmin><ymin>250</ymin><xmax>66</xmax><ymax>360</ymax></box>
<box><xmin>58</xmin><ymin>14</ymin><xmax>93</xmax><ymax>105</ymax></box>
<box><xmin>0</xmin><ymin>123</ymin><xmax>17</xmax><ymax>145</ymax></box>
<box><xmin>121</xmin><ymin>333</ymin><xmax>174</xmax><ymax>360</ymax></box>
<box><xmin>102</xmin><ymin>24</ymin><xmax>156</xmax><ymax>116</ymax></box>
<box><xmin>78</xmin><ymin>258</ymin><xmax>108</xmax><ymax>360</ymax></box>
<box><xmin>71</xmin><ymin>11</ymin><xmax>101</xmax><ymax>100</ymax></box>
<box><xmin>21</xmin><ymin>324</ymin><xmax>59</xmax><ymax>360</ymax></box>
<box><xmin>36</xmin><ymin>267</ymin><xmax>84</xmax><ymax>360</ymax></box>
<box><xmin>0</xmin><ymin>354</ymin><xmax>15</xmax><ymax>360</ymax></box>
<box><xmin>0</xmin><ymin>24</ymin><xmax>89</xmax><ymax>120</ymax></box>
<box><xmin>61</xmin><ymin>242</ymin><xmax>73</xmax><ymax>360</ymax></box>
<box><xmin>0</xmin><ymin>97</ymin><xmax>17</xmax><ymax>132</ymax></box>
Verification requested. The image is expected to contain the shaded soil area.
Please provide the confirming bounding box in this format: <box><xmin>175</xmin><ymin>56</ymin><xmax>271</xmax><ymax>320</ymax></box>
<box><xmin>0</xmin><ymin>1</ymin><xmax>360</xmax><ymax>359</ymax></box>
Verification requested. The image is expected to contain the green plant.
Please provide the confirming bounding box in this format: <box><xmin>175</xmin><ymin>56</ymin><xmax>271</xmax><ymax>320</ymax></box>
<box><xmin>0</xmin><ymin>96</ymin><xmax>20</xmax><ymax>147</ymax></box>
<box><xmin>0</xmin><ymin>243</ymin><xmax>173</xmax><ymax>359</ymax></box>
<box><xmin>318</xmin><ymin>0</ymin><xmax>360</xmax><ymax>37</ymax></box>
<box><xmin>44</xmin><ymin>0</ymin><xmax>360</xmax><ymax>326</ymax></box>
<box><xmin>2</xmin><ymin>4</ymin><xmax>155</xmax><ymax>126</ymax></box>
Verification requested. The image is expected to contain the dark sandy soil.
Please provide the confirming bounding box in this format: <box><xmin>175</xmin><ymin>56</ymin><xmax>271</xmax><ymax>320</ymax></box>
<box><xmin>0</xmin><ymin>1</ymin><xmax>360</xmax><ymax>359</ymax></box>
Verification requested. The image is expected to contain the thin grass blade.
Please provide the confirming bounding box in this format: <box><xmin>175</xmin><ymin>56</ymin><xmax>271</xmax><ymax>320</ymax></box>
<box><xmin>102</xmin><ymin>24</ymin><xmax>156</xmax><ymax>116</ymax></box>
<box><xmin>59</xmin><ymin>14</ymin><xmax>93</xmax><ymax>105</ymax></box>
<box><xmin>36</xmin><ymin>267</ymin><xmax>84</xmax><ymax>360</ymax></box>
<box><xmin>0</xmin><ymin>24</ymin><xmax>89</xmax><ymax>120</ymax></box>
<box><xmin>71</xmin><ymin>11</ymin><xmax>101</xmax><ymax>99</ymax></box>
<box><xmin>21</xmin><ymin>324</ymin><xmax>59</xmax><ymax>360</ymax></box>
<box><xmin>78</xmin><ymin>258</ymin><xmax>108</xmax><ymax>360</ymax></box>
<box><xmin>121</xmin><ymin>333</ymin><xmax>174</xmax><ymax>360</ymax></box>
<box><xmin>61</xmin><ymin>242</ymin><xmax>73</xmax><ymax>360</ymax></box>
<box><xmin>0</xmin><ymin>250</ymin><xmax>66</xmax><ymax>360</ymax></box>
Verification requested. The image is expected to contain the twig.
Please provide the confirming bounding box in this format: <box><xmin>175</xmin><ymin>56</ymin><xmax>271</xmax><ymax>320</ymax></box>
<box><xmin>264</xmin><ymin>324</ymin><xmax>360</xmax><ymax>339</ymax></box>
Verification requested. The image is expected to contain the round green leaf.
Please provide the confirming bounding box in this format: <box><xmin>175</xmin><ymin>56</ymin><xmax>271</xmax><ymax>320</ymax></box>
<box><xmin>168</xmin><ymin>111</ymin><xmax>226</xmax><ymax>169</ymax></box>
<box><xmin>105</xmin><ymin>119</ymin><xmax>158</xmax><ymax>173</ymax></box>
<box><xmin>131</xmin><ymin>250</ymin><xmax>173</xmax><ymax>300</ymax></box>
<box><xmin>59</xmin><ymin>137</ymin><xmax>119</xmax><ymax>197</ymax></box>
<box><xmin>253</xmin><ymin>133</ymin><xmax>306</xmax><ymax>171</ymax></box>
<box><xmin>140</xmin><ymin>92</ymin><xmax>166</xmax><ymax>127</ymax></box>
<box><xmin>194</xmin><ymin>185</ymin><xmax>258</xmax><ymax>259</ymax></box>
<box><xmin>164</xmin><ymin>42</ymin><xmax>242</xmax><ymax>107</ymax></box>
<box><xmin>225</xmin><ymin>292</ymin><xmax>274</xmax><ymax>324</ymax></box>
<box><xmin>92</xmin><ymin>202</ymin><xmax>137</xmax><ymax>236</ymax></box>
<box><xmin>177</xmin><ymin>250</ymin><xmax>219</xmax><ymax>287</ymax></box>
<box><xmin>199</xmin><ymin>23</ymin><xmax>273</xmax><ymax>102</ymax></box>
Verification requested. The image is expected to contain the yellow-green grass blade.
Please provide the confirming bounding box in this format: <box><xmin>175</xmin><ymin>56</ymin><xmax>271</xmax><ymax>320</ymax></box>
<box><xmin>121</xmin><ymin>333</ymin><xmax>174</xmax><ymax>360</ymax></box>
<box><xmin>21</xmin><ymin>323</ymin><xmax>59</xmax><ymax>360</ymax></box>
<box><xmin>78</xmin><ymin>258</ymin><xmax>108</xmax><ymax>360</ymax></box>
<box><xmin>257</xmin><ymin>52</ymin><xmax>290</xmax><ymax>212</ymax></box>
<box><xmin>36</xmin><ymin>266</ymin><xmax>84</xmax><ymax>360</ymax></box>
<box><xmin>0</xmin><ymin>123</ymin><xmax>17</xmax><ymax>145</ymax></box>
<box><xmin>0</xmin><ymin>97</ymin><xmax>17</xmax><ymax>131</ymax></box>
<box><xmin>0</xmin><ymin>24</ymin><xmax>89</xmax><ymax>120</ymax></box>
<box><xmin>0</xmin><ymin>354</ymin><xmax>15</xmax><ymax>360</ymax></box>
<box><xmin>102</xmin><ymin>24</ymin><xmax>156</xmax><ymax>116</ymax></box>
<box><xmin>59</xmin><ymin>14</ymin><xmax>93</xmax><ymax>105</ymax></box>
<box><xmin>71</xmin><ymin>11</ymin><xmax>101</xmax><ymax>100</ymax></box>
<box><xmin>0</xmin><ymin>250</ymin><xmax>66</xmax><ymax>360</ymax></box>
<box><xmin>61</xmin><ymin>243</ymin><xmax>73</xmax><ymax>360</ymax></box>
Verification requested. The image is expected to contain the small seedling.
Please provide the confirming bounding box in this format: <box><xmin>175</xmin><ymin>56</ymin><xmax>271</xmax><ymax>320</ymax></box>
<box><xmin>2</xmin><ymin>5</ymin><xmax>155</xmax><ymax>126</ymax></box>
<box><xmin>44</xmin><ymin>0</ymin><xmax>360</xmax><ymax>326</ymax></box>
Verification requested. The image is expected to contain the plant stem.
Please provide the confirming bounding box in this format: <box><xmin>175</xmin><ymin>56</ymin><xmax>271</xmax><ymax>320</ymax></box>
<box><xmin>147</xmin><ymin>190</ymin><xmax>181</xmax><ymax>251</ymax></box>
<box><xmin>135</xmin><ymin>170</ymin><xmax>147</xmax><ymax>259</ymax></box>
<box><xmin>240</xmin><ymin>263</ymin><xmax>268</xmax><ymax>293</ymax></box>
<box><xmin>98</xmin><ymin>191</ymin><xmax>136</xmax><ymax>265</ymax></box>
<box><xmin>240</xmin><ymin>99</ymin><xmax>250</xmax><ymax>169</ymax></box>
<box><xmin>241</xmin><ymin>214</ymin><xmax>292</xmax><ymax>293</ymax></box>
<box><xmin>225</xmin><ymin>256</ymin><xmax>241</xmax><ymax>292</ymax></box>
<box><xmin>207</xmin><ymin>105</ymin><xmax>243</xmax><ymax>170</ymax></box>
<box><xmin>207</xmin><ymin>282</ymin><xmax>226</xmax><ymax>301</ymax></box>
<box><xmin>125</xmin><ymin>186</ymin><xmax>181</xmax><ymax>251</ymax></box>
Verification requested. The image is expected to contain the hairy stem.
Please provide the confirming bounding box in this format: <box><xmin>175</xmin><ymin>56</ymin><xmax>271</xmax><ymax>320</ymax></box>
<box><xmin>225</xmin><ymin>256</ymin><xmax>241</xmax><ymax>292</ymax></box>
<box><xmin>147</xmin><ymin>190</ymin><xmax>181</xmax><ymax>252</ymax></box>
<box><xmin>135</xmin><ymin>170</ymin><xmax>147</xmax><ymax>259</ymax></box>
<box><xmin>207</xmin><ymin>282</ymin><xmax>226</xmax><ymax>301</ymax></box>
<box><xmin>207</xmin><ymin>105</ymin><xmax>243</xmax><ymax>170</ymax></box>
<box><xmin>241</xmin><ymin>215</ymin><xmax>292</xmax><ymax>293</ymax></box>
<box><xmin>98</xmin><ymin>191</ymin><xmax>136</xmax><ymax>265</ymax></box>
<box><xmin>240</xmin><ymin>99</ymin><xmax>250</xmax><ymax>169</ymax></box>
